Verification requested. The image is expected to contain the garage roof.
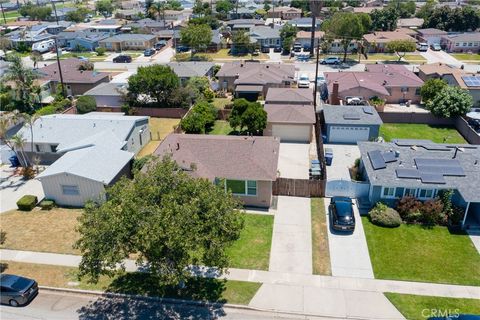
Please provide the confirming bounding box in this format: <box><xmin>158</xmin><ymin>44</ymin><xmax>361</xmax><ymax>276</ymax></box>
<box><xmin>235</xmin><ymin>85</ymin><xmax>263</xmax><ymax>92</ymax></box>
<box><xmin>265</xmin><ymin>104</ymin><xmax>315</xmax><ymax>124</ymax></box>
<box><xmin>322</xmin><ymin>105</ymin><xmax>383</xmax><ymax>126</ymax></box>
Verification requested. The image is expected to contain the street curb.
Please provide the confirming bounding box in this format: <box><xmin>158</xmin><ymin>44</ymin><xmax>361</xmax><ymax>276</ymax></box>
<box><xmin>39</xmin><ymin>286</ymin><xmax>367</xmax><ymax>320</ymax></box>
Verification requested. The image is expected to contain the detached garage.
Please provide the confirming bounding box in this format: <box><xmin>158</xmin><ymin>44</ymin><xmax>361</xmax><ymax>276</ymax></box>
<box><xmin>322</xmin><ymin>105</ymin><xmax>382</xmax><ymax>144</ymax></box>
<box><xmin>264</xmin><ymin>104</ymin><xmax>315</xmax><ymax>143</ymax></box>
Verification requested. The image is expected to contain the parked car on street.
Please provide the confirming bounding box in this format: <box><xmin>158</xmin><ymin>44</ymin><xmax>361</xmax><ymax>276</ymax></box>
<box><xmin>416</xmin><ymin>42</ymin><xmax>428</xmax><ymax>52</ymax></box>
<box><xmin>176</xmin><ymin>45</ymin><xmax>189</xmax><ymax>53</ymax></box>
<box><xmin>293</xmin><ymin>42</ymin><xmax>302</xmax><ymax>52</ymax></box>
<box><xmin>316</xmin><ymin>73</ymin><xmax>326</xmax><ymax>86</ymax></box>
<box><xmin>0</xmin><ymin>274</ymin><xmax>38</xmax><ymax>307</ymax></box>
<box><xmin>297</xmin><ymin>73</ymin><xmax>310</xmax><ymax>88</ymax></box>
<box><xmin>329</xmin><ymin>197</ymin><xmax>355</xmax><ymax>232</ymax></box>
<box><xmin>261</xmin><ymin>46</ymin><xmax>270</xmax><ymax>53</ymax></box>
<box><xmin>320</xmin><ymin>56</ymin><xmax>341</xmax><ymax>65</ymax></box>
<box><xmin>430</xmin><ymin>43</ymin><xmax>442</xmax><ymax>51</ymax></box>
<box><xmin>113</xmin><ymin>54</ymin><xmax>132</xmax><ymax>63</ymax></box>
<box><xmin>144</xmin><ymin>48</ymin><xmax>155</xmax><ymax>57</ymax></box>
<box><xmin>155</xmin><ymin>40</ymin><xmax>167</xmax><ymax>50</ymax></box>
<box><xmin>273</xmin><ymin>45</ymin><xmax>282</xmax><ymax>53</ymax></box>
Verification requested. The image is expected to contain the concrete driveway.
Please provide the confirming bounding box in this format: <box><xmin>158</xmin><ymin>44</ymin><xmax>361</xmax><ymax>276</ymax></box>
<box><xmin>324</xmin><ymin>144</ymin><xmax>360</xmax><ymax>181</ymax></box>
<box><xmin>277</xmin><ymin>143</ymin><xmax>310</xmax><ymax>179</ymax></box>
<box><xmin>269</xmin><ymin>196</ymin><xmax>312</xmax><ymax>274</ymax></box>
<box><xmin>324</xmin><ymin>198</ymin><xmax>374</xmax><ymax>278</ymax></box>
<box><xmin>0</xmin><ymin>166</ymin><xmax>44</xmax><ymax>213</ymax></box>
<box><xmin>420</xmin><ymin>49</ymin><xmax>461</xmax><ymax>66</ymax></box>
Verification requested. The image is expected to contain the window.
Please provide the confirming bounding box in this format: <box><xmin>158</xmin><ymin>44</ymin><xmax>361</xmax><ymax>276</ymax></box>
<box><xmin>401</xmin><ymin>87</ymin><xmax>409</xmax><ymax>93</ymax></box>
<box><xmin>468</xmin><ymin>42</ymin><xmax>473</xmax><ymax>47</ymax></box>
<box><xmin>50</xmin><ymin>144</ymin><xmax>58</xmax><ymax>153</ymax></box>
<box><xmin>404</xmin><ymin>188</ymin><xmax>416</xmax><ymax>197</ymax></box>
<box><xmin>35</xmin><ymin>144</ymin><xmax>40</xmax><ymax>152</ymax></box>
<box><xmin>415</xmin><ymin>88</ymin><xmax>421</xmax><ymax>95</ymax></box>
<box><xmin>224</xmin><ymin>179</ymin><xmax>257</xmax><ymax>196</ymax></box>
<box><xmin>418</xmin><ymin>188</ymin><xmax>434</xmax><ymax>199</ymax></box>
<box><xmin>62</xmin><ymin>185</ymin><xmax>80</xmax><ymax>196</ymax></box>
<box><xmin>382</xmin><ymin>187</ymin><xmax>396</xmax><ymax>199</ymax></box>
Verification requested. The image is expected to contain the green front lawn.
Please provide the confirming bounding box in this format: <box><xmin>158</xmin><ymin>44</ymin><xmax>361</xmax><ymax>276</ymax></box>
<box><xmin>380</xmin><ymin>124</ymin><xmax>467</xmax><ymax>144</ymax></box>
<box><xmin>451</xmin><ymin>53</ymin><xmax>480</xmax><ymax>62</ymax></box>
<box><xmin>385</xmin><ymin>293</ymin><xmax>480</xmax><ymax>320</ymax></box>
<box><xmin>311</xmin><ymin>198</ymin><xmax>331</xmax><ymax>275</ymax></box>
<box><xmin>362</xmin><ymin>217</ymin><xmax>480</xmax><ymax>286</ymax></box>
<box><xmin>226</xmin><ymin>214</ymin><xmax>273</xmax><ymax>270</ymax></box>
<box><xmin>1</xmin><ymin>261</ymin><xmax>261</xmax><ymax>305</ymax></box>
<box><xmin>209</xmin><ymin>120</ymin><xmax>234</xmax><ymax>135</ymax></box>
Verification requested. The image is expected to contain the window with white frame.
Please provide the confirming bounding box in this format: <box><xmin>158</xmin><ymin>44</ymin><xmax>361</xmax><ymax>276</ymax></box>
<box><xmin>382</xmin><ymin>187</ymin><xmax>396</xmax><ymax>198</ymax></box>
<box><xmin>404</xmin><ymin>188</ymin><xmax>416</xmax><ymax>197</ymax></box>
<box><xmin>61</xmin><ymin>185</ymin><xmax>80</xmax><ymax>196</ymax></box>
<box><xmin>418</xmin><ymin>188</ymin><xmax>434</xmax><ymax>199</ymax></box>
<box><xmin>224</xmin><ymin>179</ymin><xmax>257</xmax><ymax>196</ymax></box>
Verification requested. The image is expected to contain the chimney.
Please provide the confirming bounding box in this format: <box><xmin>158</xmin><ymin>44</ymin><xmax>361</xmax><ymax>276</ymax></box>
<box><xmin>330</xmin><ymin>81</ymin><xmax>340</xmax><ymax>105</ymax></box>
<box><xmin>176</xmin><ymin>143</ymin><xmax>180</xmax><ymax>150</ymax></box>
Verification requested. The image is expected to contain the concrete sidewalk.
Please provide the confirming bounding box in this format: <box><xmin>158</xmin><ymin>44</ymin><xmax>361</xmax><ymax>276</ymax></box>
<box><xmin>2</xmin><ymin>249</ymin><xmax>479</xmax><ymax>300</ymax></box>
<box><xmin>269</xmin><ymin>196</ymin><xmax>312</xmax><ymax>274</ymax></box>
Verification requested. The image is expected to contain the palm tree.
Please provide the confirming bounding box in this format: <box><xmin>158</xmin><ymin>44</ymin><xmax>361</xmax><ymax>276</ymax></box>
<box><xmin>21</xmin><ymin>113</ymin><xmax>39</xmax><ymax>159</ymax></box>
<box><xmin>4</xmin><ymin>54</ymin><xmax>39</xmax><ymax>112</ymax></box>
<box><xmin>11</xmin><ymin>133</ymin><xmax>29</xmax><ymax>167</ymax></box>
<box><xmin>0</xmin><ymin>110</ymin><xmax>19</xmax><ymax>152</ymax></box>
<box><xmin>30</xmin><ymin>51</ymin><xmax>43</xmax><ymax>69</ymax></box>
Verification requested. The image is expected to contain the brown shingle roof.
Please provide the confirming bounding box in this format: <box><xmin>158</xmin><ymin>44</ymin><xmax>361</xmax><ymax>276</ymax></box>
<box><xmin>265</xmin><ymin>104</ymin><xmax>316</xmax><ymax>124</ymax></box>
<box><xmin>265</xmin><ymin>88</ymin><xmax>313</xmax><ymax>104</ymax></box>
<box><xmin>153</xmin><ymin>134</ymin><xmax>280</xmax><ymax>181</ymax></box>
<box><xmin>296</xmin><ymin>31</ymin><xmax>324</xmax><ymax>40</ymax></box>
<box><xmin>363</xmin><ymin>30</ymin><xmax>416</xmax><ymax>43</ymax></box>
<box><xmin>218</xmin><ymin>62</ymin><xmax>295</xmax><ymax>86</ymax></box>
<box><xmin>38</xmin><ymin>59</ymin><xmax>110</xmax><ymax>84</ymax></box>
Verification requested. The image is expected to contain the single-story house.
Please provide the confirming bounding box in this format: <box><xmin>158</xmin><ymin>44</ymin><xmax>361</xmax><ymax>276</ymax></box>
<box><xmin>57</xmin><ymin>31</ymin><xmax>110</xmax><ymax>51</ymax></box>
<box><xmin>357</xmin><ymin>140</ymin><xmax>480</xmax><ymax>229</ymax></box>
<box><xmin>296</xmin><ymin>31</ymin><xmax>324</xmax><ymax>49</ymax></box>
<box><xmin>164</xmin><ymin>10</ymin><xmax>184</xmax><ymax>21</ymax></box>
<box><xmin>115</xmin><ymin>8</ymin><xmax>143</xmax><ymax>20</ymax></box>
<box><xmin>152</xmin><ymin>134</ymin><xmax>280</xmax><ymax>208</ymax></box>
<box><xmin>226</xmin><ymin>18</ymin><xmax>265</xmax><ymax>31</ymax></box>
<box><xmin>440</xmin><ymin>32</ymin><xmax>480</xmax><ymax>53</ymax></box>
<box><xmin>84</xmin><ymin>82</ymin><xmax>128</xmax><ymax>108</ymax></box>
<box><xmin>267</xmin><ymin>6</ymin><xmax>301</xmax><ymax>20</ymax></box>
<box><xmin>289</xmin><ymin>17</ymin><xmax>322</xmax><ymax>31</ymax></box>
<box><xmin>167</xmin><ymin>62</ymin><xmax>215</xmax><ymax>83</ymax></box>
<box><xmin>397</xmin><ymin>18</ymin><xmax>424</xmax><ymax>29</ymax></box>
<box><xmin>37</xmin><ymin>59</ymin><xmax>110</xmax><ymax>96</ymax></box>
<box><xmin>363</xmin><ymin>30</ymin><xmax>416</xmax><ymax>53</ymax></box>
<box><xmin>99</xmin><ymin>34</ymin><xmax>157</xmax><ymax>51</ymax></box>
<box><xmin>324</xmin><ymin>64</ymin><xmax>424</xmax><ymax>104</ymax></box>
<box><xmin>249</xmin><ymin>25</ymin><xmax>281</xmax><ymax>48</ymax></box>
<box><xmin>127</xmin><ymin>18</ymin><xmax>169</xmax><ymax>33</ymax></box>
<box><xmin>264</xmin><ymin>104</ymin><xmax>315</xmax><ymax>143</ymax></box>
<box><xmin>228</xmin><ymin>7</ymin><xmax>257</xmax><ymax>20</ymax></box>
<box><xmin>321</xmin><ymin>105</ymin><xmax>382</xmax><ymax>144</ymax></box>
<box><xmin>217</xmin><ymin>62</ymin><xmax>295</xmax><ymax>100</ymax></box>
<box><xmin>416</xmin><ymin>28</ymin><xmax>448</xmax><ymax>45</ymax></box>
<box><xmin>265</xmin><ymin>87</ymin><xmax>313</xmax><ymax>106</ymax></box>
<box><xmin>16</xmin><ymin>112</ymin><xmax>150</xmax><ymax>207</ymax></box>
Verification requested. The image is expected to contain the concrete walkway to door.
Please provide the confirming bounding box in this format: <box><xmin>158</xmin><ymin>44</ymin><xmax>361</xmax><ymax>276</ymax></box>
<box><xmin>269</xmin><ymin>196</ymin><xmax>312</xmax><ymax>274</ymax></box>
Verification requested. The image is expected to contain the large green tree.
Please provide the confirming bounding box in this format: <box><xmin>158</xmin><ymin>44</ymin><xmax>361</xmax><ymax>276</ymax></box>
<box><xmin>180</xmin><ymin>101</ymin><xmax>217</xmax><ymax>133</ymax></box>
<box><xmin>180</xmin><ymin>23</ymin><xmax>212</xmax><ymax>56</ymax></box>
<box><xmin>165</xmin><ymin>0</ymin><xmax>183</xmax><ymax>10</ymax></box>
<box><xmin>423</xmin><ymin>6</ymin><xmax>480</xmax><ymax>32</ymax></box>
<box><xmin>387</xmin><ymin>0</ymin><xmax>416</xmax><ymax>18</ymax></box>
<box><xmin>95</xmin><ymin>0</ymin><xmax>114</xmax><ymax>15</ymax></box>
<box><xmin>127</xmin><ymin>65</ymin><xmax>179</xmax><ymax>107</ymax></box>
<box><xmin>75</xmin><ymin>157</ymin><xmax>244</xmax><ymax>285</ymax></box>
<box><xmin>279</xmin><ymin>23</ymin><xmax>297</xmax><ymax>51</ymax></box>
<box><xmin>19</xmin><ymin>3</ymin><xmax>52</xmax><ymax>20</ymax></box>
<box><xmin>231</xmin><ymin>31</ymin><xmax>254</xmax><ymax>55</ymax></box>
<box><xmin>228</xmin><ymin>99</ymin><xmax>267</xmax><ymax>134</ymax></box>
<box><xmin>420</xmin><ymin>78</ymin><xmax>447</xmax><ymax>103</ymax></box>
<box><xmin>385</xmin><ymin>40</ymin><xmax>416</xmax><ymax>61</ymax></box>
<box><xmin>323</xmin><ymin>12</ymin><xmax>371</xmax><ymax>62</ymax></box>
<box><xmin>215</xmin><ymin>0</ymin><xmax>233</xmax><ymax>14</ymax></box>
<box><xmin>427</xmin><ymin>86</ymin><xmax>473</xmax><ymax>118</ymax></box>
<box><xmin>370</xmin><ymin>7</ymin><xmax>399</xmax><ymax>31</ymax></box>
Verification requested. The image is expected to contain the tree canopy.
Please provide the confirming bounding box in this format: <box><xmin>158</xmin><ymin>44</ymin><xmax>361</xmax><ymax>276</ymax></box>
<box><xmin>76</xmin><ymin>96</ymin><xmax>97</xmax><ymax>114</ymax></box>
<box><xmin>75</xmin><ymin>157</ymin><xmax>244</xmax><ymax>285</ymax></box>
<box><xmin>228</xmin><ymin>98</ymin><xmax>267</xmax><ymax>134</ymax></box>
<box><xmin>180</xmin><ymin>23</ymin><xmax>213</xmax><ymax>56</ymax></box>
<box><xmin>127</xmin><ymin>65</ymin><xmax>180</xmax><ymax>107</ymax></box>
<box><xmin>19</xmin><ymin>3</ymin><xmax>52</xmax><ymax>20</ymax></box>
<box><xmin>180</xmin><ymin>101</ymin><xmax>217</xmax><ymax>133</ymax></box>
<box><xmin>370</xmin><ymin>7</ymin><xmax>398</xmax><ymax>31</ymax></box>
<box><xmin>426</xmin><ymin>86</ymin><xmax>473</xmax><ymax>118</ymax></box>
<box><xmin>231</xmin><ymin>31</ymin><xmax>254</xmax><ymax>55</ymax></box>
<box><xmin>420</xmin><ymin>78</ymin><xmax>448</xmax><ymax>103</ymax></box>
<box><xmin>280</xmin><ymin>23</ymin><xmax>297</xmax><ymax>51</ymax></box>
<box><xmin>386</xmin><ymin>0</ymin><xmax>416</xmax><ymax>18</ymax></box>
<box><xmin>215</xmin><ymin>0</ymin><xmax>233</xmax><ymax>14</ymax></box>
<box><xmin>165</xmin><ymin>0</ymin><xmax>183</xmax><ymax>10</ymax></box>
<box><xmin>423</xmin><ymin>6</ymin><xmax>480</xmax><ymax>32</ymax></box>
<box><xmin>95</xmin><ymin>0</ymin><xmax>114</xmax><ymax>15</ymax></box>
<box><xmin>385</xmin><ymin>40</ymin><xmax>416</xmax><ymax>61</ymax></box>
<box><xmin>66</xmin><ymin>7</ymin><xmax>90</xmax><ymax>23</ymax></box>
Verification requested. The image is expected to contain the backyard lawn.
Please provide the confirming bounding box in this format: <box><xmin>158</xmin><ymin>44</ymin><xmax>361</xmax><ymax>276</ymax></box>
<box><xmin>380</xmin><ymin>124</ymin><xmax>466</xmax><ymax>144</ymax></box>
<box><xmin>226</xmin><ymin>213</ymin><xmax>273</xmax><ymax>270</ymax></box>
<box><xmin>0</xmin><ymin>261</ymin><xmax>261</xmax><ymax>305</ymax></box>
<box><xmin>209</xmin><ymin>120</ymin><xmax>234</xmax><ymax>135</ymax></box>
<box><xmin>212</xmin><ymin>98</ymin><xmax>232</xmax><ymax>110</ymax></box>
<box><xmin>362</xmin><ymin>217</ymin><xmax>480</xmax><ymax>286</ymax></box>
<box><xmin>385</xmin><ymin>293</ymin><xmax>480</xmax><ymax>320</ymax></box>
<box><xmin>149</xmin><ymin>117</ymin><xmax>180</xmax><ymax>141</ymax></box>
<box><xmin>311</xmin><ymin>198</ymin><xmax>331</xmax><ymax>275</ymax></box>
<box><xmin>0</xmin><ymin>208</ymin><xmax>80</xmax><ymax>255</ymax></box>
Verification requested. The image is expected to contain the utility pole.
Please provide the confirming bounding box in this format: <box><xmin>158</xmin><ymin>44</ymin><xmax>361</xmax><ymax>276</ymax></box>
<box><xmin>51</xmin><ymin>0</ymin><xmax>59</xmax><ymax>24</ymax></box>
<box><xmin>54</xmin><ymin>36</ymin><xmax>66</xmax><ymax>98</ymax></box>
<box><xmin>313</xmin><ymin>40</ymin><xmax>320</xmax><ymax>110</ymax></box>
<box><xmin>309</xmin><ymin>0</ymin><xmax>322</xmax><ymax>57</ymax></box>
<box><xmin>0</xmin><ymin>2</ymin><xmax>7</xmax><ymax>25</ymax></box>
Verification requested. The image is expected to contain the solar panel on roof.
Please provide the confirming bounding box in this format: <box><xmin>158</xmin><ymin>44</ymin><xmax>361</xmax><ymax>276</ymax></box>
<box><xmin>362</xmin><ymin>106</ymin><xmax>374</xmax><ymax>115</ymax></box>
<box><xmin>414</xmin><ymin>158</ymin><xmax>460</xmax><ymax>167</ymax></box>
<box><xmin>382</xmin><ymin>151</ymin><xmax>397</xmax><ymax>163</ymax></box>
<box><xmin>462</xmin><ymin>76</ymin><xmax>480</xmax><ymax>87</ymax></box>
<box><xmin>343</xmin><ymin>113</ymin><xmax>361</xmax><ymax>120</ymax></box>
<box><xmin>368</xmin><ymin>150</ymin><xmax>386</xmax><ymax>170</ymax></box>
<box><xmin>416</xmin><ymin>165</ymin><xmax>465</xmax><ymax>176</ymax></box>
<box><xmin>420</xmin><ymin>173</ymin><xmax>446</xmax><ymax>184</ymax></box>
<box><xmin>396</xmin><ymin>169</ymin><xmax>420</xmax><ymax>179</ymax></box>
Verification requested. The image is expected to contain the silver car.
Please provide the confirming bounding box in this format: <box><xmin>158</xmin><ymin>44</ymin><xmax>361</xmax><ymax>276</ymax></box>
<box><xmin>0</xmin><ymin>274</ymin><xmax>38</xmax><ymax>306</ymax></box>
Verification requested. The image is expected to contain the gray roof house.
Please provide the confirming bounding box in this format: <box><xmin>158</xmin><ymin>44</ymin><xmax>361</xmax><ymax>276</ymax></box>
<box><xmin>264</xmin><ymin>104</ymin><xmax>316</xmax><ymax>143</ymax></box>
<box><xmin>249</xmin><ymin>26</ymin><xmax>281</xmax><ymax>48</ymax></box>
<box><xmin>265</xmin><ymin>88</ymin><xmax>313</xmax><ymax>105</ymax></box>
<box><xmin>84</xmin><ymin>82</ymin><xmax>128</xmax><ymax>108</ymax></box>
<box><xmin>153</xmin><ymin>134</ymin><xmax>280</xmax><ymax>208</ymax></box>
<box><xmin>16</xmin><ymin>112</ymin><xmax>151</xmax><ymax>207</ymax></box>
<box><xmin>99</xmin><ymin>34</ymin><xmax>157</xmax><ymax>51</ymax></box>
<box><xmin>358</xmin><ymin>140</ymin><xmax>480</xmax><ymax>229</ymax></box>
<box><xmin>167</xmin><ymin>62</ymin><xmax>215</xmax><ymax>82</ymax></box>
<box><xmin>321</xmin><ymin>105</ymin><xmax>383</xmax><ymax>144</ymax></box>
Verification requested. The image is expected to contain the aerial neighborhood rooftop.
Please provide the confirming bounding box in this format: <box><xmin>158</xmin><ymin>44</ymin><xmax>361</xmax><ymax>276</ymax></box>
<box><xmin>0</xmin><ymin>0</ymin><xmax>479</xmax><ymax>317</ymax></box>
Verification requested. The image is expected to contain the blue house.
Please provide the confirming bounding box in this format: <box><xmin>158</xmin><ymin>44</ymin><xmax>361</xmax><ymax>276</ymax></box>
<box><xmin>57</xmin><ymin>31</ymin><xmax>110</xmax><ymax>51</ymax></box>
<box><xmin>358</xmin><ymin>139</ymin><xmax>480</xmax><ymax>229</ymax></box>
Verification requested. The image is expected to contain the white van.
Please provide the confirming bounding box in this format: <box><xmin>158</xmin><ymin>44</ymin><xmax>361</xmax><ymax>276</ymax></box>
<box><xmin>32</xmin><ymin>39</ymin><xmax>55</xmax><ymax>53</ymax></box>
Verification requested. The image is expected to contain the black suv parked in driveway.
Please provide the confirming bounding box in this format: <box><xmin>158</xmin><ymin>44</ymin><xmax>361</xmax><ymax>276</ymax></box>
<box><xmin>329</xmin><ymin>197</ymin><xmax>355</xmax><ymax>232</ymax></box>
<box><xmin>113</xmin><ymin>54</ymin><xmax>132</xmax><ymax>63</ymax></box>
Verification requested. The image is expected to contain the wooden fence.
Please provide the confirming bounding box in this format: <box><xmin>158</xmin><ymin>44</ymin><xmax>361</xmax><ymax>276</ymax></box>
<box><xmin>272</xmin><ymin>178</ymin><xmax>326</xmax><ymax>197</ymax></box>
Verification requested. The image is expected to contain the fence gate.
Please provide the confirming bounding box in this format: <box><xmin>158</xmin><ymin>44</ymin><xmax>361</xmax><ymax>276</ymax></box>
<box><xmin>272</xmin><ymin>178</ymin><xmax>326</xmax><ymax>198</ymax></box>
<box><xmin>326</xmin><ymin>179</ymin><xmax>370</xmax><ymax>198</ymax></box>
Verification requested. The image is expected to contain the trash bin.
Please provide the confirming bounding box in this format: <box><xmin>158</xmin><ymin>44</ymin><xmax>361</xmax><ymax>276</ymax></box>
<box><xmin>324</xmin><ymin>148</ymin><xmax>333</xmax><ymax>166</ymax></box>
<box><xmin>9</xmin><ymin>155</ymin><xmax>19</xmax><ymax>167</ymax></box>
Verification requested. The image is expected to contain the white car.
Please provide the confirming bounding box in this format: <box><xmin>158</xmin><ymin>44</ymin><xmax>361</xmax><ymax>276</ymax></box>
<box><xmin>316</xmin><ymin>73</ymin><xmax>326</xmax><ymax>86</ymax></box>
<box><xmin>298</xmin><ymin>74</ymin><xmax>310</xmax><ymax>88</ymax></box>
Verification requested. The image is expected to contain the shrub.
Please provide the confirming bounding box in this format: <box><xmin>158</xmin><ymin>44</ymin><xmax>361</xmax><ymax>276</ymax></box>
<box><xmin>95</xmin><ymin>47</ymin><xmax>106</xmax><ymax>56</ymax></box>
<box><xmin>39</xmin><ymin>199</ymin><xmax>55</xmax><ymax>210</ymax></box>
<box><xmin>396</xmin><ymin>196</ymin><xmax>423</xmax><ymax>223</ymax></box>
<box><xmin>77</xmin><ymin>60</ymin><xmax>94</xmax><ymax>71</ymax></box>
<box><xmin>421</xmin><ymin>198</ymin><xmax>446</xmax><ymax>226</ymax></box>
<box><xmin>21</xmin><ymin>166</ymin><xmax>36</xmax><ymax>180</ymax></box>
<box><xmin>16</xmin><ymin>195</ymin><xmax>38</xmax><ymax>211</ymax></box>
<box><xmin>369</xmin><ymin>202</ymin><xmax>402</xmax><ymax>228</ymax></box>
<box><xmin>35</xmin><ymin>105</ymin><xmax>60</xmax><ymax>116</ymax></box>
<box><xmin>132</xmin><ymin>155</ymin><xmax>155</xmax><ymax>172</ymax></box>
<box><xmin>76</xmin><ymin>96</ymin><xmax>97</xmax><ymax>114</ymax></box>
